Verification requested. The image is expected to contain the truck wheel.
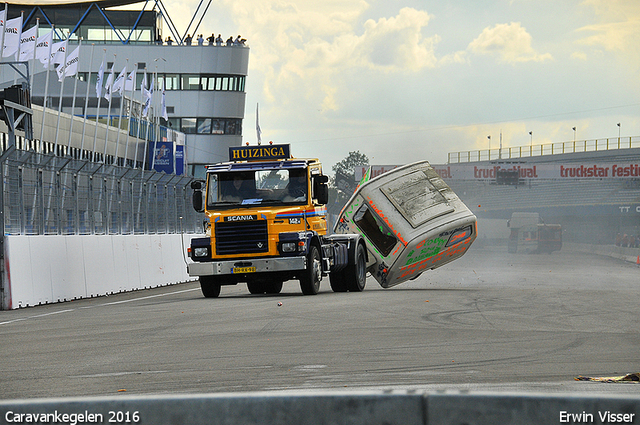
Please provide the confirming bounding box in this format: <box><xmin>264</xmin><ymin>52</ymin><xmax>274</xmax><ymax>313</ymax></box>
<box><xmin>300</xmin><ymin>245</ymin><xmax>322</xmax><ymax>295</ymax></box>
<box><xmin>346</xmin><ymin>243</ymin><xmax>367</xmax><ymax>292</ymax></box>
<box><xmin>265</xmin><ymin>281</ymin><xmax>283</xmax><ymax>294</ymax></box>
<box><xmin>329</xmin><ymin>271</ymin><xmax>348</xmax><ymax>292</ymax></box>
<box><xmin>247</xmin><ymin>281</ymin><xmax>263</xmax><ymax>294</ymax></box>
<box><xmin>200</xmin><ymin>276</ymin><xmax>221</xmax><ymax>298</ymax></box>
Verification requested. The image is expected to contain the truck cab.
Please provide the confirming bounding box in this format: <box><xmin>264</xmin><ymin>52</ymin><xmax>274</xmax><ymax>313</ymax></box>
<box><xmin>187</xmin><ymin>144</ymin><xmax>367</xmax><ymax>297</ymax></box>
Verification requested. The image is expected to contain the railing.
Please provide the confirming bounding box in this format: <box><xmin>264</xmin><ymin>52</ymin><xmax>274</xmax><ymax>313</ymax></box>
<box><xmin>448</xmin><ymin>136</ymin><xmax>640</xmax><ymax>163</ymax></box>
<box><xmin>1</xmin><ymin>145</ymin><xmax>202</xmax><ymax>236</ymax></box>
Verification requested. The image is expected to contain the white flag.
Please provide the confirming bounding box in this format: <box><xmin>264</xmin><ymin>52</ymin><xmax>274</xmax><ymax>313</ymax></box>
<box><xmin>142</xmin><ymin>75</ymin><xmax>153</xmax><ymax>118</ymax></box>
<box><xmin>146</xmin><ymin>75</ymin><xmax>154</xmax><ymax>100</ymax></box>
<box><xmin>140</xmin><ymin>71</ymin><xmax>149</xmax><ymax>117</ymax></box>
<box><xmin>104</xmin><ymin>71</ymin><xmax>113</xmax><ymax>101</ymax></box>
<box><xmin>50</xmin><ymin>39</ymin><xmax>67</xmax><ymax>64</ymax></box>
<box><xmin>140</xmin><ymin>70</ymin><xmax>147</xmax><ymax>95</ymax></box>
<box><xmin>18</xmin><ymin>25</ymin><xmax>37</xmax><ymax>61</ymax></box>
<box><xmin>35</xmin><ymin>30</ymin><xmax>52</xmax><ymax>65</ymax></box>
<box><xmin>112</xmin><ymin>66</ymin><xmax>126</xmax><ymax>95</ymax></box>
<box><xmin>0</xmin><ymin>10</ymin><xmax>6</xmax><ymax>27</ymax></box>
<box><xmin>3</xmin><ymin>16</ymin><xmax>22</xmax><ymax>57</ymax></box>
<box><xmin>96</xmin><ymin>58</ymin><xmax>104</xmax><ymax>98</ymax></box>
<box><xmin>56</xmin><ymin>45</ymin><xmax>79</xmax><ymax>82</ymax></box>
<box><xmin>124</xmin><ymin>68</ymin><xmax>136</xmax><ymax>92</ymax></box>
<box><xmin>161</xmin><ymin>80</ymin><xmax>168</xmax><ymax>120</ymax></box>
<box><xmin>256</xmin><ymin>103</ymin><xmax>262</xmax><ymax>144</ymax></box>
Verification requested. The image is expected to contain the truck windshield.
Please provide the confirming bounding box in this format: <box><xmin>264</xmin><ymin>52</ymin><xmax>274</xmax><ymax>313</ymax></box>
<box><xmin>207</xmin><ymin>168</ymin><xmax>308</xmax><ymax>208</ymax></box>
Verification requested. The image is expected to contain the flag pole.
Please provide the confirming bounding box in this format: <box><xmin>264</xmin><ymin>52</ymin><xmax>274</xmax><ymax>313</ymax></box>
<box><xmin>0</xmin><ymin>4</ymin><xmax>8</xmax><ymax>87</ymax></box>
<box><xmin>150</xmin><ymin>65</ymin><xmax>159</xmax><ymax>172</ymax></box>
<box><xmin>53</xmin><ymin>36</ymin><xmax>70</xmax><ymax>155</ymax></box>
<box><xmin>66</xmin><ymin>39</ymin><xmax>82</xmax><ymax>155</ymax></box>
<box><xmin>123</xmin><ymin>61</ymin><xmax>136</xmax><ymax>166</ymax></box>
<box><xmin>79</xmin><ymin>43</ymin><xmax>94</xmax><ymax>156</ymax></box>
<box><xmin>0</xmin><ymin>4</ymin><xmax>8</xmax><ymax>62</ymax></box>
<box><xmin>12</xmin><ymin>11</ymin><xmax>23</xmax><ymax>85</ymax></box>
<box><xmin>133</xmin><ymin>68</ymin><xmax>147</xmax><ymax>169</ymax></box>
<box><xmin>91</xmin><ymin>48</ymin><xmax>105</xmax><ymax>161</ymax></box>
<box><xmin>39</xmin><ymin>24</ymin><xmax>54</xmax><ymax>146</ymax></box>
<box><xmin>28</xmin><ymin>18</ymin><xmax>39</xmax><ymax>100</ymax></box>
<box><xmin>102</xmin><ymin>54</ymin><xmax>116</xmax><ymax>163</ymax></box>
<box><xmin>114</xmin><ymin>59</ymin><xmax>127</xmax><ymax>164</ymax></box>
<box><xmin>142</xmin><ymin>72</ymin><xmax>153</xmax><ymax>172</ymax></box>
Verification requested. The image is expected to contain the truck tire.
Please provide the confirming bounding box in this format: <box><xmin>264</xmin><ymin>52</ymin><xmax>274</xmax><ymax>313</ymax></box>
<box><xmin>329</xmin><ymin>271</ymin><xmax>348</xmax><ymax>292</ymax></box>
<box><xmin>266</xmin><ymin>281</ymin><xmax>284</xmax><ymax>294</ymax></box>
<box><xmin>346</xmin><ymin>243</ymin><xmax>367</xmax><ymax>292</ymax></box>
<box><xmin>300</xmin><ymin>245</ymin><xmax>321</xmax><ymax>295</ymax></box>
<box><xmin>247</xmin><ymin>281</ymin><xmax>263</xmax><ymax>294</ymax></box>
<box><xmin>200</xmin><ymin>276</ymin><xmax>221</xmax><ymax>298</ymax></box>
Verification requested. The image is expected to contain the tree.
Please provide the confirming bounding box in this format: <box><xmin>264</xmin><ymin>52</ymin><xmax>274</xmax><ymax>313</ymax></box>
<box><xmin>332</xmin><ymin>151</ymin><xmax>369</xmax><ymax>181</ymax></box>
<box><xmin>328</xmin><ymin>151</ymin><xmax>369</xmax><ymax>219</ymax></box>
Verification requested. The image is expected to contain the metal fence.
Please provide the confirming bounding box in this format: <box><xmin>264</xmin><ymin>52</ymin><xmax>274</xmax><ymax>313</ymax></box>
<box><xmin>0</xmin><ymin>142</ymin><xmax>203</xmax><ymax>236</ymax></box>
<box><xmin>448</xmin><ymin>136</ymin><xmax>640</xmax><ymax>163</ymax></box>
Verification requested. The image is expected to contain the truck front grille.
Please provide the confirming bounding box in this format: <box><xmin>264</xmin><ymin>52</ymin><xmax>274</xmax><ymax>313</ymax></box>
<box><xmin>215</xmin><ymin>220</ymin><xmax>269</xmax><ymax>255</ymax></box>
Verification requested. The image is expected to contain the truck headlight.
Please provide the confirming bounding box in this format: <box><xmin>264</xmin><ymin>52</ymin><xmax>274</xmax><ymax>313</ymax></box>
<box><xmin>281</xmin><ymin>242</ymin><xmax>296</xmax><ymax>253</ymax></box>
<box><xmin>194</xmin><ymin>247</ymin><xmax>209</xmax><ymax>257</ymax></box>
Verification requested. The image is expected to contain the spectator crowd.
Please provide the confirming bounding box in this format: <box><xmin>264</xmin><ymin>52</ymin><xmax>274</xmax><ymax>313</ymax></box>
<box><xmin>156</xmin><ymin>32</ymin><xmax>247</xmax><ymax>46</ymax></box>
<box><xmin>615</xmin><ymin>233</ymin><xmax>640</xmax><ymax>248</ymax></box>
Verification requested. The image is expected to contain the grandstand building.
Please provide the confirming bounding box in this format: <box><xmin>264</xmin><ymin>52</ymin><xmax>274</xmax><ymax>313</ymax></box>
<box><xmin>437</xmin><ymin>139</ymin><xmax>640</xmax><ymax>245</ymax></box>
<box><xmin>1</xmin><ymin>0</ymin><xmax>249</xmax><ymax>178</ymax></box>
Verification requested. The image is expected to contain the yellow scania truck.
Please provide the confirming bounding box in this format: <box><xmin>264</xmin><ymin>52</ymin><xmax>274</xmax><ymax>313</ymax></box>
<box><xmin>187</xmin><ymin>144</ymin><xmax>368</xmax><ymax>297</ymax></box>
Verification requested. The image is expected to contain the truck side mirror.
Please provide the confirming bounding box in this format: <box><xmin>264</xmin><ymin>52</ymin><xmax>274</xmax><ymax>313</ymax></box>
<box><xmin>316</xmin><ymin>184</ymin><xmax>329</xmax><ymax>205</ymax></box>
<box><xmin>313</xmin><ymin>175</ymin><xmax>329</xmax><ymax>205</ymax></box>
<box><xmin>192</xmin><ymin>190</ymin><xmax>204</xmax><ymax>212</ymax></box>
<box><xmin>191</xmin><ymin>179</ymin><xmax>205</xmax><ymax>190</ymax></box>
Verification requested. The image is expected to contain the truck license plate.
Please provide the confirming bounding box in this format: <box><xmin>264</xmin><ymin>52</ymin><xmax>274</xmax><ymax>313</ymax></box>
<box><xmin>233</xmin><ymin>266</ymin><xmax>256</xmax><ymax>274</ymax></box>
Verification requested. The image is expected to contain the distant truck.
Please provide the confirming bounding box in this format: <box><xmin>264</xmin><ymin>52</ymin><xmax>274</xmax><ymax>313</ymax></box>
<box><xmin>507</xmin><ymin>212</ymin><xmax>562</xmax><ymax>254</ymax></box>
<box><xmin>186</xmin><ymin>145</ymin><xmax>477</xmax><ymax>297</ymax></box>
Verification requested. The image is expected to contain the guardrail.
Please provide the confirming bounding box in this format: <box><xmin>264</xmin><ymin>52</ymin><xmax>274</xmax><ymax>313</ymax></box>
<box><xmin>0</xmin><ymin>392</ymin><xmax>638</xmax><ymax>425</ymax></box>
<box><xmin>448</xmin><ymin>136</ymin><xmax>640</xmax><ymax>164</ymax></box>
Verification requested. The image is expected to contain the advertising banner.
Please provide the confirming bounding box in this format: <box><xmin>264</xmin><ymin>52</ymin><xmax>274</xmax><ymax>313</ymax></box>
<box><xmin>175</xmin><ymin>145</ymin><xmax>184</xmax><ymax>175</ymax></box>
<box><xmin>432</xmin><ymin>162</ymin><xmax>640</xmax><ymax>181</ymax></box>
<box><xmin>148</xmin><ymin>141</ymin><xmax>173</xmax><ymax>174</ymax></box>
<box><xmin>355</xmin><ymin>161</ymin><xmax>640</xmax><ymax>182</ymax></box>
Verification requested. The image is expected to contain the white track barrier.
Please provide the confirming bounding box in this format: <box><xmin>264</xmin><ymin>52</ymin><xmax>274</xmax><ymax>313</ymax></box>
<box><xmin>2</xmin><ymin>234</ymin><xmax>202</xmax><ymax>309</ymax></box>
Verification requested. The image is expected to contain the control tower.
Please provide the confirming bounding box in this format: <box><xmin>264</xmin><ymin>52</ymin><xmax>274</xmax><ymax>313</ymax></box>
<box><xmin>3</xmin><ymin>0</ymin><xmax>249</xmax><ymax>177</ymax></box>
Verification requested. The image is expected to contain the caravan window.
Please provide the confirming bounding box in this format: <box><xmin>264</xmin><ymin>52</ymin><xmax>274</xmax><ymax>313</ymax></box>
<box><xmin>353</xmin><ymin>205</ymin><xmax>397</xmax><ymax>257</ymax></box>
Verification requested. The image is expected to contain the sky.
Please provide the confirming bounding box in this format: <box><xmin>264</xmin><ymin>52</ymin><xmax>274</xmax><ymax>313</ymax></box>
<box><xmin>158</xmin><ymin>0</ymin><xmax>640</xmax><ymax>170</ymax></box>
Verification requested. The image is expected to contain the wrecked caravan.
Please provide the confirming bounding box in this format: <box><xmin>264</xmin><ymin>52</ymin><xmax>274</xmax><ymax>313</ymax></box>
<box><xmin>334</xmin><ymin>160</ymin><xmax>477</xmax><ymax>288</ymax></box>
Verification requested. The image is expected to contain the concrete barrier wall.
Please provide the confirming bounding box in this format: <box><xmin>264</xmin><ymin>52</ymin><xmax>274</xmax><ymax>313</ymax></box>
<box><xmin>2</xmin><ymin>234</ymin><xmax>203</xmax><ymax>310</ymax></box>
<box><xmin>0</xmin><ymin>392</ymin><xmax>639</xmax><ymax>425</ymax></box>
<box><xmin>566</xmin><ymin>242</ymin><xmax>640</xmax><ymax>265</ymax></box>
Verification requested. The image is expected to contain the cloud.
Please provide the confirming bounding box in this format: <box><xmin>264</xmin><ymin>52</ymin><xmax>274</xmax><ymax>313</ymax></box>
<box><xmin>357</xmin><ymin>7</ymin><xmax>438</xmax><ymax>72</ymax></box>
<box><xmin>223</xmin><ymin>3</ymin><xmax>440</xmax><ymax>117</ymax></box>
<box><xmin>576</xmin><ymin>1</ymin><xmax>640</xmax><ymax>55</ymax></box>
<box><xmin>468</xmin><ymin>22</ymin><xmax>553</xmax><ymax>64</ymax></box>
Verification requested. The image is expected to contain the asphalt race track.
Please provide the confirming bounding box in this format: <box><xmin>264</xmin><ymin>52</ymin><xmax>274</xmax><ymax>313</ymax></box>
<box><xmin>1</xmin><ymin>244</ymin><xmax>639</xmax><ymax>399</ymax></box>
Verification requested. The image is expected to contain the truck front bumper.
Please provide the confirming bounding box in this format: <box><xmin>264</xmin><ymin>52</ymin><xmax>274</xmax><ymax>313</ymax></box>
<box><xmin>187</xmin><ymin>256</ymin><xmax>306</xmax><ymax>277</ymax></box>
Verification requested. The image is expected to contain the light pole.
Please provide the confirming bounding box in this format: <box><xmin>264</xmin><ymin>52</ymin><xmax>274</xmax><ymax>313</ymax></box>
<box><xmin>487</xmin><ymin>135</ymin><xmax>491</xmax><ymax>159</ymax></box>
<box><xmin>617</xmin><ymin>122</ymin><xmax>621</xmax><ymax>148</ymax></box>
